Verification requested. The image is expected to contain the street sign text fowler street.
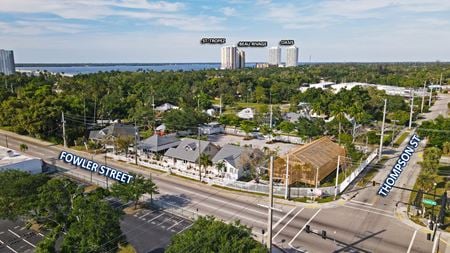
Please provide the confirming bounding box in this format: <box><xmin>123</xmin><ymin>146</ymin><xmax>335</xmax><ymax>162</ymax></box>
<box><xmin>377</xmin><ymin>134</ymin><xmax>421</xmax><ymax>197</ymax></box>
<box><xmin>59</xmin><ymin>151</ymin><xmax>134</xmax><ymax>184</ymax></box>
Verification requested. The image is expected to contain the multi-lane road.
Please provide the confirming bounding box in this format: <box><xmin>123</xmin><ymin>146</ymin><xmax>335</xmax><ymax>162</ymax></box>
<box><xmin>1</xmin><ymin>93</ymin><xmax>449</xmax><ymax>252</ymax></box>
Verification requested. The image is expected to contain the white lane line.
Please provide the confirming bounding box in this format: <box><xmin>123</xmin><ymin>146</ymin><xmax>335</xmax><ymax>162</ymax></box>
<box><xmin>406</xmin><ymin>229</ymin><xmax>418</xmax><ymax>253</ymax></box>
<box><xmin>347</xmin><ymin>201</ymin><xmax>393</xmax><ymax>214</ymax></box>
<box><xmin>273</xmin><ymin>207</ymin><xmax>305</xmax><ymax>240</ymax></box>
<box><xmin>8</xmin><ymin>229</ymin><xmax>36</xmax><ymax>248</ymax></box>
<box><xmin>177</xmin><ymin>223</ymin><xmax>193</xmax><ymax>234</ymax></box>
<box><xmin>350</xmin><ymin>199</ymin><xmax>374</xmax><ymax>206</ymax></box>
<box><xmin>273</xmin><ymin>206</ymin><xmax>296</xmax><ymax>230</ymax></box>
<box><xmin>0</xmin><ymin>239</ymin><xmax>18</xmax><ymax>253</ymax></box>
<box><xmin>139</xmin><ymin>210</ymin><xmax>156</xmax><ymax>219</ymax></box>
<box><xmin>167</xmin><ymin>220</ymin><xmax>184</xmax><ymax>230</ymax></box>
<box><xmin>158</xmin><ymin>184</ymin><xmax>284</xmax><ymax>219</ymax></box>
<box><xmin>147</xmin><ymin>213</ymin><xmax>165</xmax><ymax>223</ymax></box>
<box><xmin>342</xmin><ymin>204</ymin><xmax>395</xmax><ymax>219</ymax></box>
<box><xmin>288</xmin><ymin>209</ymin><xmax>322</xmax><ymax>247</ymax></box>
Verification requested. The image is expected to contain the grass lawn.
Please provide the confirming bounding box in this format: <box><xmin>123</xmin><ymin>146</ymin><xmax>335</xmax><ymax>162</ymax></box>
<box><xmin>393</xmin><ymin>131</ymin><xmax>410</xmax><ymax>147</ymax></box>
<box><xmin>118</xmin><ymin>244</ymin><xmax>137</xmax><ymax>253</ymax></box>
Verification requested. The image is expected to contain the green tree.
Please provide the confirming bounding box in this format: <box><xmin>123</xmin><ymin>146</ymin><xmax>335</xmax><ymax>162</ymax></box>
<box><xmin>216</xmin><ymin>161</ymin><xmax>226</xmax><ymax>174</ymax></box>
<box><xmin>19</xmin><ymin>143</ymin><xmax>28</xmax><ymax>152</ymax></box>
<box><xmin>422</xmin><ymin>147</ymin><xmax>442</xmax><ymax>174</ymax></box>
<box><xmin>416</xmin><ymin>171</ymin><xmax>438</xmax><ymax>192</ymax></box>
<box><xmin>240</xmin><ymin>121</ymin><xmax>255</xmax><ymax>138</ymax></box>
<box><xmin>110</xmin><ymin>174</ymin><xmax>159</xmax><ymax>208</ymax></box>
<box><xmin>115</xmin><ymin>136</ymin><xmax>134</xmax><ymax>156</ymax></box>
<box><xmin>35</xmin><ymin>178</ymin><xmax>81</xmax><ymax>230</ymax></box>
<box><xmin>254</xmin><ymin>85</ymin><xmax>266</xmax><ymax>103</ymax></box>
<box><xmin>36</xmin><ymin>226</ymin><xmax>61</xmax><ymax>253</ymax></box>
<box><xmin>278</xmin><ymin>121</ymin><xmax>295</xmax><ymax>134</ymax></box>
<box><xmin>199</xmin><ymin>153</ymin><xmax>212</xmax><ymax>181</ymax></box>
<box><xmin>0</xmin><ymin>170</ymin><xmax>49</xmax><ymax>220</ymax></box>
<box><xmin>61</xmin><ymin>194</ymin><xmax>123</xmax><ymax>253</ymax></box>
<box><xmin>166</xmin><ymin>216</ymin><xmax>266</xmax><ymax>253</ymax></box>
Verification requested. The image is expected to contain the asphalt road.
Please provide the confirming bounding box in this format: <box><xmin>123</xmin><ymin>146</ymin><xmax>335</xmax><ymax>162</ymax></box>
<box><xmin>1</xmin><ymin>94</ymin><xmax>448</xmax><ymax>252</ymax></box>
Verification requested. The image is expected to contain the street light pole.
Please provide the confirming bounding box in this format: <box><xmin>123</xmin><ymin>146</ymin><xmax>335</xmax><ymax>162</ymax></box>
<box><xmin>408</xmin><ymin>90</ymin><xmax>414</xmax><ymax>129</ymax></box>
<box><xmin>267</xmin><ymin>156</ymin><xmax>274</xmax><ymax>252</ymax></box>
<box><xmin>334</xmin><ymin>155</ymin><xmax>340</xmax><ymax>200</ymax></box>
<box><xmin>379</xmin><ymin>99</ymin><xmax>387</xmax><ymax>160</ymax></box>
<box><xmin>285</xmin><ymin>155</ymin><xmax>289</xmax><ymax>200</ymax></box>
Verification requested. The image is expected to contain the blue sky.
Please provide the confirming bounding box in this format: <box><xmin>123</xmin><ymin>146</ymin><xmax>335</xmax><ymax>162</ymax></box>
<box><xmin>0</xmin><ymin>0</ymin><xmax>450</xmax><ymax>63</ymax></box>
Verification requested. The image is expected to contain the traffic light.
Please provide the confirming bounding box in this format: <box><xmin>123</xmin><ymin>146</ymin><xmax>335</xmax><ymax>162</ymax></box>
<box><xmin>428</xmin><ymin>220</ymin><xmax>434</xmax><ymax>230</ymax></box>
<box><xmin>321</xmin><ymin>230</ymin><xmax>327</xmax><ymax>239</ymax></box>
<box><xmin>372</xmin><ymin>181</ymin><xmax>376</xmax><ymax>186</ymax></box>
<box><xmin>427</xmin><ymin>233</ymin><xmax>431</xmax><ymax>241</ymax></box>
<box><xmin>438</xmin><ymin>192</ymin><xmax>447</xmax><ymax>226</ymax></box>
<box><xmin>305</xmin><ymin>225</ymin><xmax>311</xmax><ymax>233</ymax></box>
<box><xmin>262</xmin><ymin>229</ymin><xmax>265</xmax><ymax>235</ymax></box>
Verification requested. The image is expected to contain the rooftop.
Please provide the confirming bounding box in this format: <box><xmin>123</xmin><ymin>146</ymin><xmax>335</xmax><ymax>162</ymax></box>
<box><xmin>0</xmin><ymin>146</ymin><xmax>39</xmax><ymax>167</ymax></box>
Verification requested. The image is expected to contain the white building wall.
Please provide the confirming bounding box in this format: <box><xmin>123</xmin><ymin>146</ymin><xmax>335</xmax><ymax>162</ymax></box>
<box><xmin>286</xmin><ymin>46</ymin><xmax>299</xmax><ymax>67</ymax></box>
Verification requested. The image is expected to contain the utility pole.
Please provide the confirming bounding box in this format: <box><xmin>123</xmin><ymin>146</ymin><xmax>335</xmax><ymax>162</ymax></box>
<box><xmin>62</xmin><ymin>112</ymin><xmax>67</xmax><ymax>148</ymax></box>
<box><xmin>421</xmin><ymin>82</ymin><xmax>426</xmax><ymax>113</ymax></box>
<box><xmin>285</xmin><ymin>155</ymin><xmax>289</xmax><ymax>200</ymax></box>
<box><xmin>5</xmin><ymin>135</ymin><xmax>8</xmax><ymax>148</ymax></box>
<box><xmin>134</xmin><ymin>121</ymin><xmax>138</xmax><ymax>165</ymax></box>
<box><xmin>197</xmin><ymin>127</ymin><xmax>201</xmax><ymax>182</ymax></box>
<box><xmin>219</xmin><ymin>95</ymin><xmax>222</xmax><ymax>116</ymax></box>
<box><xmin>93</xmin><ymin>97</ymin><xmax>97</xmax><ymax>125</ymax></box>
<box><xmin>269</xmin><ymin>104</ymin><xmax>273</xmax><ymax>129</ymax></box>
<box><xmin>83</xmin><ymin>98</ymin><xmax>86</xmax><ymax>129</ymax></box>
<box><xmin>429</xmin><ymin>87</ymin><xmax>433</xmax><ymax>107</ymax></box>
<box><xmin>379</xmin><ymin>99</ymin><xmax>387</xmax><ymax>160</ymax></box>
<box><xmin>267</xmin><ymin>156</ymin><xmax>274</xmax><ymax>252</ymax></box>
<box><xmin>334</xmin><ymin>155</ymin><xmax>340</xmax><ymax>200</ymax></box>
<box><xmin>409</xmin><ymin>90</ymin><xmax>414</xmax><ymax>129</ymax></box>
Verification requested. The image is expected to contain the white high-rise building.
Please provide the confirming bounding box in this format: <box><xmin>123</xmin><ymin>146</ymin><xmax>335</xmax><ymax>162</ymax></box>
<box><xmin>268</xmin><ymin>47</ymin><xmax>281</xmax><ymax>66</ymax></box>
<box><xmin>0</xmin><ymin>49</ymin><xmax>15</xmax><ymax>75</ymax></box>
<box><xmin>286</xmin><ymin>46</ymin><xmax>299</xmax><ymax>67</ymax></box>
<box><xmin>221</xmin><ymin>45</ymin><xmax>245</xmax><ymax>70</ymax></box>
<box><xmin>238</xmin><ymin>50</ymin><xmax>245</xmax><ymax>69</ymax></box>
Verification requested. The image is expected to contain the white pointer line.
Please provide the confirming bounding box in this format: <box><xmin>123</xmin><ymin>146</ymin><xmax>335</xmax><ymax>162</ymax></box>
<box><xmin>273</xmin><ymin>207</ymin><xmax>305</xmax><ymax>240</ymax></box>
<box><xmin>288</xmin><ymin>209</ymin><xmax>322</xmax><ymax>246</ymax></box>
<box><xmin>406</xmin><ymin>229</ymin><xmax>418</xmax><ymax>253</ymax></box>
<box><xmin>273</xmin><ymin>206</ymin><xmax>296</xmax><ymax>230</ymax></box>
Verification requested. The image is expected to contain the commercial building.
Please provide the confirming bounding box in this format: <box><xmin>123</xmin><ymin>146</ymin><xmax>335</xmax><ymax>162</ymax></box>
<box><xmin>221</xmin><ymin>45</ymin><xmax>245</xmax><ymax>70</ymax></box>
<box><xmin>0</xmin><ymin>146</ymin><xmax>43</xmax><ymax>174</ymax></box>
<box><xmin>268</xmin><ymin>47</ymin><xmax>281</xmax><ymax>66</ymax></box>
<box><xmin>286</xmin><ymin>46</ymin><xmax>299</xmax><ymax>67</ymax></box>
<box><xmin>0</xmin><ymin>49</ymin><xmax>15</xmax><ymax>75</ymax></box>
<box><xmin>273</xmin><ymin>137</ymin><xmax>346</xmax><ymax>186</ymax></box>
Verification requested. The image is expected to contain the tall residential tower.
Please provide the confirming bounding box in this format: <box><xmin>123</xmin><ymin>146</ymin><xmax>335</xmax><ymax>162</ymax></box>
<box><xmin>286</xmin><ymin>46</ymin><xmax>299</xmax><ymax>67</ymax></box>
<box><xmin>0</xmin><ymin>49</ymin><xmax>15</xmax><ymax>75</ymax></box>
<box><xmin>268</xmin><ymin>47</ymin><xmax>281</xmax><ymax>66</ymax></box>
<box><xmin>221</xmin><ymin>45</ymin><xmax>245</xmax><ymax>70</ymax></box>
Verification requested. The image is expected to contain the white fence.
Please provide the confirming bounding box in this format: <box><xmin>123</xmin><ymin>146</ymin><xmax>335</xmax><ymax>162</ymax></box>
<box><xmin>103</xmin><ymin>149</ymin><xmax>378</xmax><ymax>198</ymax></box>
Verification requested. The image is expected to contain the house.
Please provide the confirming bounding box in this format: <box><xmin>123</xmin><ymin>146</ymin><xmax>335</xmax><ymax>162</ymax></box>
<box><xmin>155</xmin><ymin>103</ymin><xmax>179</xmax><ymax>112</ymax></box>
<box><xmin>237</xmin><ymin>108</ymin><xmax>255</xmax><ymax>119</ymax></box>
<box><xmin>273</xmin><ymin>137</ymin><xmax>346</xmax><ymax>186</ymax></box>
<box><xmin>164</xmin><ymin>138</ymin><xmax>219</xmax><ymax>170</ymax></box>
<box><xmin>89</xmin><ymin>123</ymin><xmax>136</xmax><ymax>143</ymax></box>
<box><xmin>283</xmin><ymin>112</ymin><xmax>304</xmax><ymax>123</ymax></box>
<box><xmin>199</xmin><ymin>122</ymin><xmax>224</xmax><ymax>135</ymax></box>
<box><xmin>137</xmin><ymin>134</ymin><xmax>180</xmax><ymax>156</ymax></box>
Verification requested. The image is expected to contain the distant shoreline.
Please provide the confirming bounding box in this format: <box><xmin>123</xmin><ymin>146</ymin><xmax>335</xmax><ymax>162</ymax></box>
<box><xmin>16</xmin><ymin>61</ymin><xmax>449</xmax><ymax>67</ymax></box>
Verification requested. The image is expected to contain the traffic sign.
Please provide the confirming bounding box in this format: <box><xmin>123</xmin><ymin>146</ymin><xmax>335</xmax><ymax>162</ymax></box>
<box><xmin>422</xmin><ymin>199</ymin><xmax>437</xmax><ymax>206</ymax></box>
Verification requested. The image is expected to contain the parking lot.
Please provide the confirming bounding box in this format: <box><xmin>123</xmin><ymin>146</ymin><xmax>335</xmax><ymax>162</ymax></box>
<box><xmin>121</xmin><ymin>208</ymin><xmax>192</xmax><ymax>253</ymax></box>
<box><xmin>0</xmin><ymin>220</ymin><xmax>44</xmax><ymax>253</ymax></box>
<box><xmin>208</xmin><ymin>134</ymin><xmax>299</xmax><ymax>155</ymax></box>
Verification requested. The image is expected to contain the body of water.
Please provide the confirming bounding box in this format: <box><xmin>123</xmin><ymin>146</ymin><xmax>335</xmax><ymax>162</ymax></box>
<box><xmin>16</xmin><ymin>63</ymin><xmax>256</xmax><ymax>75</ymax></box>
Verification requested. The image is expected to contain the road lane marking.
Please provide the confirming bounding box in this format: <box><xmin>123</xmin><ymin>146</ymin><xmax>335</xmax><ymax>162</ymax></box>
<box><xmin>177</xmin><ymin>223</ymin><xmax>193</xmax><ymax>234</ymax></box>
<box><xmin>350</xmin><ymin>199</ymin><xmax>373</xmax><ymax>206</ymax></box>
<box><xmin>346</xmin><ymin>201</ymin><xmax>394</xmax><ymax>214</ymax></box>
<box><xmin>406</xmin><ymin>229</ymin><xmax>418</xmax><ymax>253</ymax></box>
<box><xmin>342</xmin><ymin>204</ymin><xmax>395</xmax><ymax>219</ymax></box>
<box><xmin>0</xmin><ymin>239</ymin><xmax>18</xmax><ymax>253</ymax></box>
<box><xmin>8</xmin><ymin>229</ymin><xmax>36</xmax><ymax>248</ymax></box>
<box><xmin>273</xmin><ymin>207</ymin><xmax>305</xmax><ymax>240</ymax></box>
<box><xmin>288</xmin><ymin>209</ymin><xmax>321</xmax><ymax>247</ymax></box>
<box><xmin>139</xmin><ymin>210</ymin><xmax>157</xmax><ymax>219</ymax></box>
<box><xmin>273</xmin><ymin>206</ymin><xmax>296</xmax><ymax>230</ymax></box>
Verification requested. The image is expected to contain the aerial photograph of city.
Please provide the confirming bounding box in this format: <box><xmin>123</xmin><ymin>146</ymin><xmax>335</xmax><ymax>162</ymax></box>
<box><xmin>0</xmin><ymin>0</ymin><xmax>449</xmax><ymax>252</ymax></box>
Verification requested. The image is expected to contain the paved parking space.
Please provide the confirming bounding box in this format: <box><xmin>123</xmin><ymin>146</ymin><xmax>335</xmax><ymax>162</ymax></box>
<box><xmin>121</xmin><ymin>208</ymin><xmax>192</xmax><ymax>253</ymax></box>
<box><xmin>0</xmin><ymin>220</ymin><xmax>44</xmax><ymax>253</ymax></box>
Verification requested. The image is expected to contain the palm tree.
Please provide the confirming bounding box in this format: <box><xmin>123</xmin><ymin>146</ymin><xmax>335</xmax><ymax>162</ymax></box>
<box><xmin>330</xmin><ymin>101</ymin><xmax>346</xmax><ymax>144</ymax></box>
<box><xmin>19</xmin><ymin>143</ymin><xmax>28</xmax><ymax>153</ymax></box>
<box><xmin>416</xmin><ymin>172</ymin><xmax>437</xmax><ymax>192</ymax></box>
<box><xmin>216</xmin><ymin>161</ymin><xmax>226</xmax><ymax>176</ymax></box>
<box><xmin>199</xmin><ymin>153</ymin><xmax>212</xmax><ymax>181</ymax></box>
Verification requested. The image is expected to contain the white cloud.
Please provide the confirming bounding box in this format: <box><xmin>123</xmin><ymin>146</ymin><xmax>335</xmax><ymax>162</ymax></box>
<box><xmin>222</xmin><ymin>7</ymin><xmax>237</xmax><ymax>16</ymax></box>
